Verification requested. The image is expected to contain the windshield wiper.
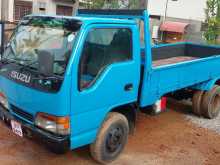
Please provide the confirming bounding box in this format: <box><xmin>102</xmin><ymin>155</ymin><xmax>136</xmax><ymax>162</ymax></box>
<box><xmin>1</xmin><ymin>57</ymin><xmax>37</xmax><ymax>71</ymax></box>
<box><xmin>32</xmin><ymin>75</ymin><xmax>63</xmax><ymax>81</ymax></box>
<box><xmin>1</xmin><ymin>58</ymin><xmax>17</xmax><ymax>65</ymax></box>
<box><xmin>1</xmin><ymin>43</ymin><xmax>17</xmax><ymax>65</ymax></box>
<box><xmin>19</xmin><ymin>60</ymin><xmax>38</xmax><ymax>71</ymax></box>
<box><xmin>19</xmin><ymin>61</ymin><xmax>63</xmax><ymax>80</ymax></box>
<box><xmin>4</xmin><ymin>43</ymin><xmax>16</xmax><ymax>59</ymax></box>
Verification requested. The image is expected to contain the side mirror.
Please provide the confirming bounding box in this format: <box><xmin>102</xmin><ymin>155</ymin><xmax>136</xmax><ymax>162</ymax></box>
<box><xmin>37</xmin><ymin>50</ymin><xmax>54</xmax><ymax>76</ymax></box>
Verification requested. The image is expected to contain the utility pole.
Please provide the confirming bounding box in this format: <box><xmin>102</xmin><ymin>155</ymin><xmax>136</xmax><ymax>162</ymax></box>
<box><xmin>164</xmin><ymin>0</ymin><xmax>169</xmax><ymax>22</ymax></box>
<box><xmin>164</xmin><ymin>0</ymin><xmax>178</xmax><ymax>21</ymax></box>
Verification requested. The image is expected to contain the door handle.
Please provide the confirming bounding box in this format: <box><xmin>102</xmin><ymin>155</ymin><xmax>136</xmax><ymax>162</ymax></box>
<box><xmin>124</xmin><ymin>83</ymin><xmax>133</xmax><ymax>91</ymax></box>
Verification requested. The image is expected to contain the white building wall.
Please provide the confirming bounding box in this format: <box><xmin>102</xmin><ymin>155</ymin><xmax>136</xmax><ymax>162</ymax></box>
<box><xmin>33</xmin><ymin>0</ymin><xmax>46</xmax><ymax>14</ymax></box>
<box><xmin>32</xmin><ymin>0</ymin><xmax>58</xmax><ymax>15</ymax></box>
<box><xmin>148</xmin><ymin>0</ymin><xmax>207</xmax><ymax>21</ymax></box>
<box><xmin>7</xmin><ymin>0</ymin><xmax>34</xmax><ymax>22</ymax></box>
<box><xmin>5</xmin><ymin>0</ymin><xmax>77</xmax><ymax>22</ymax></box>
<box><xmin>33</xmin><ymin>0</ymin><xmax>77</xmax><ymax>15</ymax></box>
<box><xmin>49</xmin><ymin>0</ymin><xmax>78</xmax><ymax>15</ymax></box>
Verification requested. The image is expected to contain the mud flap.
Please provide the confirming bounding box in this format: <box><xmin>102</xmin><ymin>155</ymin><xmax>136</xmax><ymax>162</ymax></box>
<box><xmin>153</xmin><ymin>97</ymin><xmax>167</xmax><ymax>114</ymax></box>
<box><xmin>142</xmin><ymin>97</ymin><xmax>167</xmax><ymax>116</ymax></box>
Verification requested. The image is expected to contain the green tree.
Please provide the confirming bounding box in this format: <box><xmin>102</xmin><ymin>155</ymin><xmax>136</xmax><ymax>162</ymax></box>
<box><xmin>204</xmin><ymin>0</ymin><xmax>220</xmax><ymax>44</ymax></box>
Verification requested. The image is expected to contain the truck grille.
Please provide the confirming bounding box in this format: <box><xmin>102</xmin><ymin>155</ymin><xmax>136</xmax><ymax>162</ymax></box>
<box><xmin>10</xmin><ymin>104</ymin><xmax>34</xmax><ymax>122</ymax></box>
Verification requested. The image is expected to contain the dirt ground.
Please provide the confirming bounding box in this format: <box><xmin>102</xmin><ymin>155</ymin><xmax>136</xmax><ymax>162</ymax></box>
<box><xmin>0</xmin><ymin>101</ymin><xmax>220</xmax><ymax>165</ymax></box>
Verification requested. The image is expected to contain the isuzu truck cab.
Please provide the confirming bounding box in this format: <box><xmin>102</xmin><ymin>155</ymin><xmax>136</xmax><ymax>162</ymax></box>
<box><xmin>0</xmin><ymin>10</ymin><xmax>220</xmax><ymax>164</ymax></box>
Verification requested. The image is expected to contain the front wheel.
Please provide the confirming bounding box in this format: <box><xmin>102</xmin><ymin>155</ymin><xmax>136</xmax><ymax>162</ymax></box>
<box><xmin>90</xmin><ymin>112</ymin><xmax>129</xmax><ymax>164</ymax></box>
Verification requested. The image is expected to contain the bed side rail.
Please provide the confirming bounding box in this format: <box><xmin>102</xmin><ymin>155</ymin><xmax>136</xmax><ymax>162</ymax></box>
<box><xmin>77</xmin><ymin>9</ymin><xmax>160</xmax><ymax>20</ymax></box>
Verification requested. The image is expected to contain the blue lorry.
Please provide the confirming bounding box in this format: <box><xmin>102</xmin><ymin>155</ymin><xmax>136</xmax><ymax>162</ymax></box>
<box><xmin>0</xmin><ymin>9</ymin><xmax>220</xmax><ymax>164</ymax></box>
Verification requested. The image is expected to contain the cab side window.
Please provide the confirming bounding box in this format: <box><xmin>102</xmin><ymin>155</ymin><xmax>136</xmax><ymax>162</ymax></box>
<box><xmin>79</xmin><ymin>28</ymin><xmax>132</xmax><ymax>90</ymax></box>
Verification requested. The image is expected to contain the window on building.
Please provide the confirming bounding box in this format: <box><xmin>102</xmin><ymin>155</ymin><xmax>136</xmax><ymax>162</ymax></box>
<box><xmin>38</xmin><ymin>2</ymin><xmax>46</xmax><ymax>14</ymax></box>
<box><xmin>79</xmin><ymin>28</ymin><xmax>132</xmax><ymax>90</ymax></box>
<box><xmin>56</xmin><ymin>5</ymin><xmax>73</xmax><ymax>16</ymax></box>
<box><xmin>14</xmin><ymin>0</ymin><xmax>32</xmax><ymax>21</ymax></box>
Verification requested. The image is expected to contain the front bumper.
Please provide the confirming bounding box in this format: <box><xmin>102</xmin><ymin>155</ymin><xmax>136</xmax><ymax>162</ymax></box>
<box><xmin>0</xmin><ymin>105</ymin><xmax>70</xmax><ymax>153</ymax></box>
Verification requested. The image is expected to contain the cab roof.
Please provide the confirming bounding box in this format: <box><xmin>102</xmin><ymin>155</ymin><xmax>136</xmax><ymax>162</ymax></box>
<box><xmin>25</xmin><ymin>14</ymin><xmax>137</xmax><ymax>26</ymax></box>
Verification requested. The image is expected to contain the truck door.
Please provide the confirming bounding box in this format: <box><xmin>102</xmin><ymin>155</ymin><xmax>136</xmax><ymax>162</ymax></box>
<box><xmin>70</xmin><ymin>24</ymin><xmax>141</xmax><ymax>148</ymax></box>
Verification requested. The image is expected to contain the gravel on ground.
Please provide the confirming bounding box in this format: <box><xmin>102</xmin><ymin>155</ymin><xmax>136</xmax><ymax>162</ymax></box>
<box><xmin>169</xmin><ymin>98</ymin><xmax>220</xmax><ymax>134</ymax></box>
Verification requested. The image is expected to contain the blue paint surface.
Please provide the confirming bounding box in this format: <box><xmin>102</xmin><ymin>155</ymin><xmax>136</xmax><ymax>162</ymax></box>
<box><xmin>0</xmin><ymin>10</ymin><xmax>220</xmax><ymax>150</ymax></box>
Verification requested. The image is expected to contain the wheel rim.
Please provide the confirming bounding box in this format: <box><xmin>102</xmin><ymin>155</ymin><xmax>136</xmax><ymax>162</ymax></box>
<box><xmin>106</xmin><ymin>126</ymin><xmax>124</xmax><ymax>153</ymax></box>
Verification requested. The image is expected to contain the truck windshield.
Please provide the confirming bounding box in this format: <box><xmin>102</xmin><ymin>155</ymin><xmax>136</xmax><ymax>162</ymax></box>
<box><xmin>2</xmin><ymin>16</ymin><xmax>81</xmax><ymax>75</ymax></box>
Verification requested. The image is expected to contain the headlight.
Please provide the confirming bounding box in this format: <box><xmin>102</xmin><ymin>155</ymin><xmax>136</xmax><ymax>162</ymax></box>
<box><xmin>0</xmin><ymin>92</ymin><xmax>9</xmax><ymax>109</ymax></box>
<box><xmin>35</xmin><ymin>112</ymin><xmax>70</xmax><ymax>135</ymax></box>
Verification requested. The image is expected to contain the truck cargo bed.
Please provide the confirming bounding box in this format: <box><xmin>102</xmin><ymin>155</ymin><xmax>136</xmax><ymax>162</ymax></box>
<box><xmin>152</xmin><ymin>43</ymin><xmax>220</xmax><ymax>66</ymax></box>
<box><xmin>140</xmin><ymin>43</ymin><xmax>220</xmax><ymax>107</ymax></box>
<box><xmin>153</xmin><ymin>56</ymin><xmax>199</xmax><ymax>67</ymax></box>
<box><xmin>142</xmin><ymin>43</ymin><xmax>220</xmax><ymax>67</ymax></box>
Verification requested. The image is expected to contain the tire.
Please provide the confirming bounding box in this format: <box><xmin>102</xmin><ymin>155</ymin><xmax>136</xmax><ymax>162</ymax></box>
<box><xmin>201</xmin><ymin>85</ymin><xmax>220</xmax><ymax>119</ymax></box>
<box><xmin>90</xmin><ymin>112</ymin><xmax>129</xmax><ymax>164</ymax></box>
<box><xmin>192</xmin><ymin>90</ymin><xmax>204</xmax><ymax>116</ymax></box>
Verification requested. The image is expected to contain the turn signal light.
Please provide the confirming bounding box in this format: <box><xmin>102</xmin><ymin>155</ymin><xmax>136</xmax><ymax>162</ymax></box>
<box><xmin>35</xmin><ymin>112</ymin><xmax>70</xmax><ymax>135</ymax></box>
<box><xmin>0</xmin><ymin>92</ymin><xmax>9</xmax><ymax>109</ymax></box>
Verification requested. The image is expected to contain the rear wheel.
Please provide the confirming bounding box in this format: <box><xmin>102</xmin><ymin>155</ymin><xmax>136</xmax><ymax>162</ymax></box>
<box><xmin>201</xmin><ymin>85</ymin><xmax>220</xmax><ymax>119</ymax></box>
<box><xmin>192</xmin><ymin>90</ymin><xmax>204</xmax><ymax>116</ymax></box>
<box><xmin>90</xmin><ymin>112</ymin><xmax>129</xmax><ymax>164</ymax></box>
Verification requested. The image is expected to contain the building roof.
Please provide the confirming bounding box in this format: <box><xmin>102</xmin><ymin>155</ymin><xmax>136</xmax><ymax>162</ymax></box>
<box><xmin>160</xmin><ymin>21</ymin><xmax>189</xmax><ymax>33</ymax></box>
